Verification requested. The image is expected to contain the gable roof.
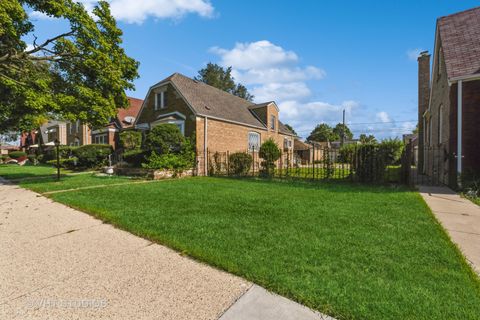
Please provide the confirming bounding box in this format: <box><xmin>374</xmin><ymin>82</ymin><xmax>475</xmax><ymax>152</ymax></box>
<box><xmin>437</xmin><ymin>6</ymin><xmax>480</xmax><ymax>80</ymax></box>
<box><xmin>116</xmin><ymin>97</ymin><xmax>143</xmax><ymax>128</ymax></box>
<box><xmin>150</xmin><ymin>73</ymin><xmax>295</xmax><ymax>135</ymax></box>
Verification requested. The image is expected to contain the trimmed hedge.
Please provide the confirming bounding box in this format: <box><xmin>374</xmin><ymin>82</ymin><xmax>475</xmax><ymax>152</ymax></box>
<box><xmin>8</xmin><ymin>151</ymin><xmax>27</xmax><ymax>159</ymax></box>
<box><xmin>73</xmin><ymin>144</ymin><xmax>113</xmax><ymax>168</ymax></box>
<box><xmin>123</xmin><ymin>149</ymin><xmax>148</xmax><ymax>167</ymax></box>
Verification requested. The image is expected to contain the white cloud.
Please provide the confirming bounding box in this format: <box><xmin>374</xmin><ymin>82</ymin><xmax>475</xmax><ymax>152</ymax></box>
<box><xmin>406</xmin><ymin>48</ymin><xmax>425</xmax><ymax>61</ymax></box>
<box><xmin>210</xmin><ymin>40</ymin><xmax>407</xmax><ymax>140</ymax></box>
<box><xmin>211</xmin><ymin>40</ymin><xmax>326</xmax><ymax>103</ymax></box>
<box><xmin>232</xmin><ymin>66</ymin><xmax>325</xmax><ymax>85</ymax></box>
<box><xmin>210</xmin><ymin>41</ymin><xmax>298</xmax><ymax>70</ymax></box>
<box><xmin>24</xmin><ymin>43</ymin><xmax>35</xmax><ymax>52</ymax></box>
<box><xmin>109</xmin><ymin>0</ymin><xmax>214</xmax><ymax>24</ymax></box>
<box><xmin>278</xmin><ymin>100</ymin><xmax>360</xmax><ymax>137</ymax></box>
<box><xmin>376</xmin><ymin>111</ymin><xmax>391</xmax><ymax>123</ymax></box>
<box><xmin>251</xmin><ymin>82</ymin><xmax>311</xmax><ymax>102</ymax></box>
<box><xmin>29</xmin><ymin>0</ymin><xmax>214</xmax><ymax>24</ymax></box>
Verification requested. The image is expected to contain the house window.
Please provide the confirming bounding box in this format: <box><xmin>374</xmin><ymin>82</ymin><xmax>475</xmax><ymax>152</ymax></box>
<box><xmin>438</xmin><ymin>105</ymin><xmax>444</xmax><ymax>145</ymax></box>
<box><xmin>94</xmin><ymin>134</ymin><xmax>107</xmax><ymax>144</ymax></box>
<box><xmin>270</xmin><ymin>115</ymin><xmax>276</xmax><ymax>130</ymax></box>
<box><xmin>248</xmin><ymin>132</ymin><xmax>260</xmax><ymax>151</ymax></box>
<box><xmin>76</xmin><ymin>120</ymin><xmax>80</xmax><ymax>133</ymax></box>
<box><xmin>169</xmin><ymin>120</ymin><xmax>184</xmax><ymax>135</ymax></box>
<box><xmin>155</xmin><ymin>90</ymin><xmax>167</xmax><ymax>110</ymax></box>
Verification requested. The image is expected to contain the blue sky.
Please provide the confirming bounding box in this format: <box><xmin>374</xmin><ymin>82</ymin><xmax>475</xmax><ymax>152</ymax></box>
<box><xmin>26</xmin><ymin>0</ymin><xmax>479</xmax><ymax>139</ymax></box>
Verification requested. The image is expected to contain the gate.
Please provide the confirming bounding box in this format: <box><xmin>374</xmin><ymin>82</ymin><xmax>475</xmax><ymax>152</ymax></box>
<box><xmin>401</xmin><ymin>143</ymin><xmax>449</xmax><ymax>187</ymax></box>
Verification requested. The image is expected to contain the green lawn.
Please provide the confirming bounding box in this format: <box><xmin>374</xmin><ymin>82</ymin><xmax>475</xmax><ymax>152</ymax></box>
<box><xmin>0</xmin><ymin>163</ymin><xmax>68</xmax><ymax>180</ymax></box>
<box><xmin>1</xmin><ymin>166</ymin><xmax>479</xmax><ymax>319</ymax></box>
<box><xmin>0</xmin><ymin>164</ymin><xmax>137</xmax><ymax>193</ymax></box>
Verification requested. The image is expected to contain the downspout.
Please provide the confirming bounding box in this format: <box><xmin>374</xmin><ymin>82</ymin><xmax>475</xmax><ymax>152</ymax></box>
<box><xmin>204</xmin><ymin>116</ymin><xmax>208</xmax><ymax>176</ymax></box>
<box><xmin>457</xmin><ymin>80</ymin><xmax>463</xmax><ymax>185</ymax></box>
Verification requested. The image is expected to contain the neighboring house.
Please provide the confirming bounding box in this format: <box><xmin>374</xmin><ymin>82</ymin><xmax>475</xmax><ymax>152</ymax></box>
<box><xmin>91</xmin><ymin>97</ymin><xmax>143</xmax><ymax>149</ymax></box>
<box><xmin>66</xmin><ymin>120</ymin><xmax>91</xmax><ymax>146</ymax></box>
<box><xmin>294</xmin><ymin>140</ymin><xmax>327</xmax><ymax>165</ymax></box>
<box><xmin>418</xmin><ymin>7</ymin><xmax>480</xmax><ymax>188</ymax></box>
<box><xmin>135</xmin><ymin>73</ymin><xmax>296</xmax><ymax>175</ymax></box>
<box><xmin>40</xmin><ymin>120</ymin><xmax>68</xmax><ymax>145</ymax></box>
<box><xmin>23</xmin><ymin>97</ymin><xmax>143</xmax><ymax>150</ymax></box>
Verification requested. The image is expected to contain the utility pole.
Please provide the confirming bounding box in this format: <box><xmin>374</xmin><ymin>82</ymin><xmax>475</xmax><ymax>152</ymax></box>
<box><xmin>341</xmin><ymin>109</ymin><xmax>346</xmax><ymax>146</ymax></box>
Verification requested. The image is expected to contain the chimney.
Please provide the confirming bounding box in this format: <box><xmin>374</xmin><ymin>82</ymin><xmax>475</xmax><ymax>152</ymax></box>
<box><xmin>417</xmin><ymin>51</ymin><xmax>430</xmax><ymax>170</ymax></box>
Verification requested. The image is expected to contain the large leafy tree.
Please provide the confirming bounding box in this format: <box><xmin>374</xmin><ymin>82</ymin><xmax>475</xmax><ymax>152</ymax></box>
<box><xmin>333</xmin><ymin>123</ymin><xmax>353</xmax><ymax>141</ymax></box>
<box><xmin>0</xmin><ymin>0</ymin><xmax>139</xmax><ymax>132</ymax></box>
<box><xmin>359</xmin><ymin>133</ymin><xmax>377</xmax><ymax>144</ymax></box>
<box><xmin>307</xmin><ymin>123</ymin><xmax>337</xmax><ymax>142</ymax></box>
<box><xmin>284</xmin><ymin>123</ymin><xmax>297</xmax><ymax>135</ymax></box>
<box><xmin>195</xmin><ymin>63</ymin><xmax>254</xmax><ymax>101</ymax></box>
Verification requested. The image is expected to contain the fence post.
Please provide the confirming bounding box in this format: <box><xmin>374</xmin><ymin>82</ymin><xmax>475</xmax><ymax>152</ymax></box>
<box><xmin>252</xmin><ymin>146</ymin><xmax>255</xmax><ymax>177</ymax></box>
<box><xmin>226</xmin><ymin>150</ymin><xmax>229</xmax><ymax>176</ymax></box>
<box><xmin>312</xmin><ymin>144</ymin><xmax>315</xmax><ymax>180</ymax></box>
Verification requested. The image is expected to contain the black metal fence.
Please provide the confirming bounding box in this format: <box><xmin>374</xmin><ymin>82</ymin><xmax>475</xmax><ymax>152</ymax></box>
<box><xmin>202</xmin><ymin>145</ymin><xmax>402</xmax><ymax>184</ymax></box>
<box><xmin>401</xmin><ymin>144</ymin><xmax>450</xmax><ymax>187</ymax></box>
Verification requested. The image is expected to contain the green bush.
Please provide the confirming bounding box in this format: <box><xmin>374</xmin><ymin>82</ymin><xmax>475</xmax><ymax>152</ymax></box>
<box><xmin>338</xmin><ymin>144</ymin><xmax>356</xmax><ymax>164</ymax></box>
<box><xmin>123</xmin><ymin>149</ymin><xmax>148</xmax><ymax>167</ymax></box>
<box><xmin>8</xmin><ymin>151</ymin><xmax>27</xmax><ymax>159</ymax></box>
<box><xmin>259</xmin><ymin>138</ymin><xmax>281</xmax><ymax>177</ymax></box>
<box><xmin>228</xmin><ymin>152</ymin><xmax>253</xmax><ymax>176</ymax></box>
<box><xmin>379</xmin><ymin>138</ymin><xmax>404</xmax><ymax>165</ymax></box>
<box><xmin>144</xmin><ymin>124</ymin><xmax>185</xmax><ymax>154</ymax></box>
<box><xmin>27</xmin><ymin>154</ymin><xmax>37</xmax><ymax>165</ymax></box>
<box><xmin>142</xmin><ymin>151</ymin><xmax>191</xmax><ymax>172</ymax></box>
<box><xmin>353</xmin><ymin>144</ymin><xmax>386</xmax><ymax>183</ymax></box>
<box><xmin>38</xmin><ymin>146</ymin><xmax>77</xmax><ymax>163</ymax></box>
<box><xmin>73</xmin><ymin>144</ymin><xmax>112</xmax><ymax>168</ymax></box>
<box><xmin>119</xmin><ymin>130</ymin><xmax>142</xmax><ymax>151</ymax></box>
<box><xmin>47</xmin><ymin>157</ymin><xmax>78</xmax><ymax>169</ymax></box>
<box><xmin>0</xmin><ymin>155</ymin><xmax>8</xmax><ymax>162</ymax></box>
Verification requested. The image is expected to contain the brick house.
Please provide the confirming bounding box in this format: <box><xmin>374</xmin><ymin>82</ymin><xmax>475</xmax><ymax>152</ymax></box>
<box><xmin>418</xmin><ymin>7</ymin><xmax>480</xmax><ymax>188</ymax></box>
<box><xmin>23</xmin><ymin>97</ymin><xmax>143</xmax><ymax>150</ymax></box>
<box><xmin>135</xmin><ymin>73</ymin><xmax>296</xmax><ymax>175</ymax></box>
<box><xmin>90</xmin><ymin>97</ymin><xmax>143</xmax><ymax>149</ymax></box>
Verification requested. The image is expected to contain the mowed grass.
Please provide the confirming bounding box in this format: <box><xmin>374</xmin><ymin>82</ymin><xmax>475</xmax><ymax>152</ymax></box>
<box><xmin>39</xmin><ymin>176</ymin><xmax>480</xmax><ymax>320</ymax></box>
<box><xmin>0</xmin><ymin>164</ymin><xmax>138</xmax><ymax>193</ymax></box>
<box><xmin>0</xmin><ymin>163</ymin><xmax>67</xmax><ymax>180</ymax></box>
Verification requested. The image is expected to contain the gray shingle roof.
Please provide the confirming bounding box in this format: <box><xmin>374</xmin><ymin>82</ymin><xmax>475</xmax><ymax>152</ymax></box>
<box><xmin>160</xmin><ymin>73</ymin><xmax>294</xmax><ymax>135</ymax></box>
<box><xmin>438</xmin><ymin>6</ymin><xmax>480</xmax><ymax>80</ymax></box>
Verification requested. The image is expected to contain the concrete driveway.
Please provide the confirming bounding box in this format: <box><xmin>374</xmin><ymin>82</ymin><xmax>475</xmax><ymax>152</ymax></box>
<box><xmin>0</xmin><ymin>180</ymin><xmax>332</xmax><ymax>320</ymax></box>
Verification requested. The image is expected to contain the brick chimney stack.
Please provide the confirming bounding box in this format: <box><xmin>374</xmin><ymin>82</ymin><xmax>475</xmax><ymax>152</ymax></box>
<box><xmin>418</xmin><ymin>51</ymin><xmax>430</xmax><ymax>171</ymax></box>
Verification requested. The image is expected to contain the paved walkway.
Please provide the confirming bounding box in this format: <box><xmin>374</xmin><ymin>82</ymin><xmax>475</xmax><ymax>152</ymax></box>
<box><xmin>419</xmin><ymin>186</ymin><xmax>480</xmax><ymax>274</ymax></box>
<box><xmin>0</xmin><ymin>180</ymin><xmax>331</xmax><ymax>319</ymax></box>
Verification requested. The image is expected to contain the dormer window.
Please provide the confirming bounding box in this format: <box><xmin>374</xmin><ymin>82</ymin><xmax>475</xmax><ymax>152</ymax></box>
<box><xmin>270</xmin><ymin>115</ymin><xmax>276</xmax><ymax>130</ymax></box>
<box><xmin>155</xmin><ymin>90</ymin><xmax>167</xmax><ymax>110</ymax></box>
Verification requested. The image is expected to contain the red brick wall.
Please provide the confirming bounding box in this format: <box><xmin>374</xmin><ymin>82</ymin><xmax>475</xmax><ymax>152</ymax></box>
<box><xmin>462</xmin><ymin>80</ymin><xmax>480</xmax><ymax>175</ymax></box>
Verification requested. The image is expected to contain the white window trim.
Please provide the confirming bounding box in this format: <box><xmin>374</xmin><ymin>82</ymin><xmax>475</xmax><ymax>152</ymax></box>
<box><xmin>94</xmin><ymin>133</ymin><xmax>108</xmax><ymax>144</ymax></box>
<box><xmin>151</xmin><ymin>119</ymin><xmax>185</xmax><ymax>135</ymax></box>
<box><xmin>154</xmin><ymin>88</ymin><xmax>167</xmax><ymax>111</ymax></box>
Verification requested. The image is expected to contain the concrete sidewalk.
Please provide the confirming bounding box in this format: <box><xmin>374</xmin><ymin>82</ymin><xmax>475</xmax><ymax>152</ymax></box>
<box><xmin>0</xmin><ymin>180</ymin><xmax>332</xmax><ymax>319</ymax></box>
<box><xmin>419</xmin><ymin>186</ymin><xmax>480</xmax><ymax>274</ymax></box>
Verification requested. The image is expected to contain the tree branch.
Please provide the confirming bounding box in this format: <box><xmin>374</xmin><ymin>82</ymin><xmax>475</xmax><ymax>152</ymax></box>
<box><xmin>0</xmin><ymin>31</ymin><xmax>75</xmax><ymax>63</ymax></box>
